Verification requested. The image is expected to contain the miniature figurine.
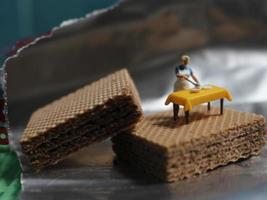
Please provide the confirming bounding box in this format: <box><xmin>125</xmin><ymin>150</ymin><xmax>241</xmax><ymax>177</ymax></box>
<box><xmin>172</xmin><ymin>55</ymin><xmax>200</xmax><ymax>121</ymax></box>
<box><xmin>174</xmin><ymin>55</ymin><xmax>200</xmax><ymax>92</ymax></box>
<box><xmin>165</xmin><ymin>55</ymin><xmax>232</xmax><ymax>124</ymax></box>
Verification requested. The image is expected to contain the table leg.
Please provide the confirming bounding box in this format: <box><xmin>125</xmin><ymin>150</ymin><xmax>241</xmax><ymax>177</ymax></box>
<box><xmin>185</xmin><ymin>110</ymin><xmax>189</xmax><ymax>124</ymax></box>
<box><xmin>220</xmin><ymin>98</ymin><xmax>224</xmax><ymax>115</ymax></box>
<box><xmin>173</xmin><ymin>104</ymin><xmax>179</xmax><ymax>120</ymax></box>
<box><xmin>207</xmin><ymin>102</ymin><xmax>211</xmax><ymax>111</ymax></box>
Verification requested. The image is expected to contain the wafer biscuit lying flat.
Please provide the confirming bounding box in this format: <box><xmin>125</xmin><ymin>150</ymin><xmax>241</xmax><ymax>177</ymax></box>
<box><xmin>20</xmin><ymin>69</ymin><xmax>142</xmax><ymax>171</ymax></box>
<box><xmin>112</xmin><ymin>106</ymin><xmax>266</xmax><ymax>182</ymax></box>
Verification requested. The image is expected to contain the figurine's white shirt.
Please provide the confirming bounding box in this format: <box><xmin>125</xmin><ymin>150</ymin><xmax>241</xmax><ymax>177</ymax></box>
<box><xmin>174</xmin><ymin>65</ymin><xmax>193</xmax><ymax>91</ymax></box>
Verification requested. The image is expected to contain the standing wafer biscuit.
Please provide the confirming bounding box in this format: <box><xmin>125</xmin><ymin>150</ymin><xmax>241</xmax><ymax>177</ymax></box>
<box><xmin>20</xmin><ymin>69</ymin><xmax>143</xmax><ymax>171</ymax></box>
<box><xmin>112</xmin><ymin>106</ymin><xmax>266</xmax><ymax>182</ymax></box>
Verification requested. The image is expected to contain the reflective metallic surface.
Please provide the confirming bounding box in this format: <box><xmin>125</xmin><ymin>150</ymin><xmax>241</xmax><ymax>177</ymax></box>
<box><xmin>8</xmin><ymin>48</ymin><xmax>267</xmax><ymax>200</ymax></box>
<box><xmin>5</xmin><ymin>0</ymin><xmax>267</xmax><ymax>199</ymax></box>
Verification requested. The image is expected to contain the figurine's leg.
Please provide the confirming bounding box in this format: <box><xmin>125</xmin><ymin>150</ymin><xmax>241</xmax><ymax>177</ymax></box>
<box><xmin>207</xmin><ymin>102</ymin><xmax>211</xmax><ymax>111</ymax></box>
<box><xmin>185</xmin><ymin>111</ymin><xmax>189</xmax><ymax>124</ymax></box>
<box><xmin>220</xmin><ymin>98</ymin><xmax>224</xmax><ymax>115</ymax></box>
<box><xmin>173</xmin><ymin>104</ymin><xmax>179</xmax><ymax>120</ymax></box>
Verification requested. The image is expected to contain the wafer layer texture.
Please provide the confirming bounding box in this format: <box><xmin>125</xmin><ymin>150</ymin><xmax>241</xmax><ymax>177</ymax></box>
<box><xmin>112</xmin><ymin>106</ymin><xmax>266</xmax><ymax>182</ymax></box>
<box><xmin>20</xmin><ymin>69</ymin><xmax>143</xmax><ymax>171</ymax></box>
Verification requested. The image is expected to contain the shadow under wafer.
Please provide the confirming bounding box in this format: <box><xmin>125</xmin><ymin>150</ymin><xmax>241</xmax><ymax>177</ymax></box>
<box><xmin>112</xmin><ymin>106</ymin><xmax>266</xmax><ymax>182</ymax></box>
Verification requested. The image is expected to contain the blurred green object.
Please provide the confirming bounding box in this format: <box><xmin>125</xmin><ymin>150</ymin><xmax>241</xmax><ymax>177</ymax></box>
<box><xmin>0</xmin><ymin>145</ymin><xmax>21</xmax><ymax>200</ymax></box>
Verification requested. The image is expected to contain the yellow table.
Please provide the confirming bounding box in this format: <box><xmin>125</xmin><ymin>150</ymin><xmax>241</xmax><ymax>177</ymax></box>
<box><xmin>165</xmin><ymin>85</ymin><xmax>232</xmax><ymax>123</ymax></box>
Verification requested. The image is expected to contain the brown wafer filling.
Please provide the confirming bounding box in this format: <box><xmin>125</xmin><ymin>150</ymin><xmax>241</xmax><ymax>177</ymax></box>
<box><xmin>28</xmin><ymin>97</ymin><xmax>139</xmax><ymax>170</ymax></box>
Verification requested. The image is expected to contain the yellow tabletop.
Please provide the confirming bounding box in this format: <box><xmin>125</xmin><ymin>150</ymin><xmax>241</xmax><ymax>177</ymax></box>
<box><xmin>165</xmin><ymin>85</ymin><xmax>232</xmax><ymax>111</ymax></box>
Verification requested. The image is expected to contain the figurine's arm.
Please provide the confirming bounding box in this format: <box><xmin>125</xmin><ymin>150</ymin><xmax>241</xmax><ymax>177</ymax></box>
<box><xmin>191</xmin><ymin>74</ymin><xmax>200</xmax><ymax>85</ymax></box>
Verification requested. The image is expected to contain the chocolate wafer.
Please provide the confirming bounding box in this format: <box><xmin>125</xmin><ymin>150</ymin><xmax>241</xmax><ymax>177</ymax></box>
<box><xmin>20</xmin><ymin>69</ymin><xmax>143</xmax><ymax>171</ymax></box>
<box><xmin>112</xmin><ymin>106</ymin><xmax>266</xmax><ymax>182</ymax></box>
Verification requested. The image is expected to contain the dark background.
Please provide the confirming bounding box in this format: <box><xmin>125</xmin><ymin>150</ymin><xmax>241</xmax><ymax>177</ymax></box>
<box><xmin>0</xmin><ymin>0</ymin><xmax>117</xmax><ymax>63</ymax></box>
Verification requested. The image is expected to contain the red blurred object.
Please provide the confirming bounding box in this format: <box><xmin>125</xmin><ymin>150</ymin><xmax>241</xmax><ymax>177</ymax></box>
<box><xmin>6</xmin><ymin>38</ymin><xmax>35</xmax><ymax>57</ymax></box>
<box><xmin>5</xmin><ymin>31</ymin><xmax>52</xmax><ymax>57</ymax></box>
